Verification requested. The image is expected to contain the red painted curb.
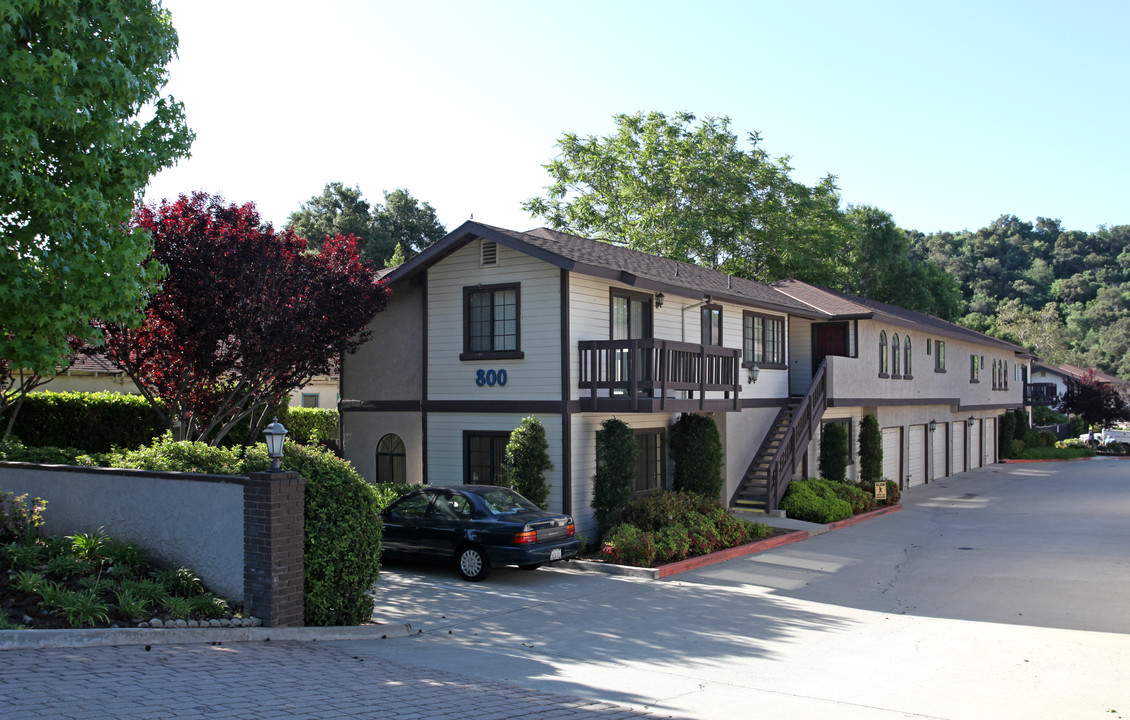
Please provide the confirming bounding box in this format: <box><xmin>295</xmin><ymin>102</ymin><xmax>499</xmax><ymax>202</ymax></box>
<box><xmin>826</xmin><ymin>503</ymin><xmax>903</xmax><ymax>531</ymax></box>
<box><xmin>656</xmin><ymin>529</ymin><xmax>810</xmax><ymax>578</ymax></box>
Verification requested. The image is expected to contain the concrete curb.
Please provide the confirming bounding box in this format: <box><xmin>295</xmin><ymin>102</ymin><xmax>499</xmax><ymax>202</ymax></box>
<box><xmin>0</xmin><ymin>622</ymin><xmax>415</xmax><ymax>651</ymax></box>
<box><xmin>563</xmin><ymin>504</ymin><xmax>903</xmax><ymax>581</ymax></box>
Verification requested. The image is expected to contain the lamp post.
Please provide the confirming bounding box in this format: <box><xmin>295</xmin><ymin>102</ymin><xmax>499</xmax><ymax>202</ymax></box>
<box><xmin>263</xmin><ymin>417</ymin><xmax>288</xmax><ymax>472</ymax></box>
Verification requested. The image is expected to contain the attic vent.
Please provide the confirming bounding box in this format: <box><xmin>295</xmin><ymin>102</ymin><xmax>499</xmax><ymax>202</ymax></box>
<box><xmin>481</xmin><ymin>239</ymin><xmax>498</xmax><ymax>267</ymax></box>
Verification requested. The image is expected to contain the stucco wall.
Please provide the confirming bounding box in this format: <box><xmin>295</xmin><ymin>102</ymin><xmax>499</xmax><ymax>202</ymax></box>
<box><xmin>0</xmin><ymin>464</ymin><xmax>246</xmax><ymax>602</ymax></box>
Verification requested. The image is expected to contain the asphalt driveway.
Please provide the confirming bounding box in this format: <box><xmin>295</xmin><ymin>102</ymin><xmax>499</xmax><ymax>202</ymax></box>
<box><xmin>361</xmin><ymin>458</ymin><xmax>1130</xmax><ymax>719</ymax></box>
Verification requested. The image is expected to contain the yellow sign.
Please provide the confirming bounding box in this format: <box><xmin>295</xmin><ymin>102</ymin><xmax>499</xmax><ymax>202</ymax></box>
<box><xmin>875</xmin><ymin>482</ymin><xmax>887</xmax><ymax>500</ymax></box>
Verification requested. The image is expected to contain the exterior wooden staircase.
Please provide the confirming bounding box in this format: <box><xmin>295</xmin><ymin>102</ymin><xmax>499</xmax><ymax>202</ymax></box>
<box><xmin>731</xmin><ymin>401</ymin><xmax>800</xmax><ymax>513</ymax></box>
<box><xmin>730</xmin><ymin>360</ymin><xmax>828</xmax><ymax>514</ymax></box>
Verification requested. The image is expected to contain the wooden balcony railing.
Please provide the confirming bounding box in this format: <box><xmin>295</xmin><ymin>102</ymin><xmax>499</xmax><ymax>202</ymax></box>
<box><xmin>578</xmin><ymin>339</ymin><xmax>741</xmax><ymax>412</ymax></box>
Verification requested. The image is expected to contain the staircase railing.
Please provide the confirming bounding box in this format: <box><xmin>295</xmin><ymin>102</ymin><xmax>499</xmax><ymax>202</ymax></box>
<box><xmin>765</xmin><ymin>359</ymin><xmax>828</xmax><ymax>511</ymax></box>
<box><xmin>729</xmin><ymin>399</ymin><xmax>796</xmax><ymax>508</ymax></box>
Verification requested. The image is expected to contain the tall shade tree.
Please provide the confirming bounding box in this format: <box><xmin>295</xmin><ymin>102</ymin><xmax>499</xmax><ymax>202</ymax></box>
<box><xmin>523</xmin><ymin>111</ymin><xmax>854</xmax><ymax>285</ymax></box>
<box><xmin>288</xmin><ymin>183</ymin><xmax>445</xmax><ymax>267</ymax></box>
<box><xmin>98</xmin><ymin>193</ymin><xmax>391</xmax><ymax>445</ymax></box>
<box><xmin>0</xmin><ymin>0</ymin><xmax>193</xmax><ymax>375</ymax></box>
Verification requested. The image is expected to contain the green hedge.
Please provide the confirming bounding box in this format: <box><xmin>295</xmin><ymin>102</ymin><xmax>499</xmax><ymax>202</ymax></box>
<box><xmin>10</xmin><ymin>392</ymin><xmax>163</xmax><ymax>452</ymax></box>
<box><xmin>111</xmin><ymin>435</ymin><xmax>384</xmax><ymax>626</ymax></box>
<box><xmin>780</xmin><ymin>479</ymin><xmax>854</xmax><ymax>523</ymax></box>
<box><xmin>281</xmin><ymin>407</ymin><xmax>339</xmax><ymax>446</ymax></box>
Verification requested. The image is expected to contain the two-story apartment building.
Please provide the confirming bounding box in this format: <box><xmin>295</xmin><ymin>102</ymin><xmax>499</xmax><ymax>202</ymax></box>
<box><xmin>340</xmin><ymin>221</ymin><xmax>1031</xmax><ymax>533</ymax></box>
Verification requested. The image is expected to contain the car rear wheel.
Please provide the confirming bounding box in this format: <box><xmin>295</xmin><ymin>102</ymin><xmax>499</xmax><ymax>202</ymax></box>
<box><xmin>518</xmin><ymin>563</ymin><xmax>541</xmax><ymax>571</ymax></box>
<box><xmin>456</xmin><ymin>545</ymin><xmax>491</xmax><ymax>582</ymax></box>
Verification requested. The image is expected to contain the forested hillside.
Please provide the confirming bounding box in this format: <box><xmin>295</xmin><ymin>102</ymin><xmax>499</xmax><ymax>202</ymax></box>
<box><xmin>908</xmin><ymin>216</ymin><xmax>1130</xmax><ymax>378</ymax></box>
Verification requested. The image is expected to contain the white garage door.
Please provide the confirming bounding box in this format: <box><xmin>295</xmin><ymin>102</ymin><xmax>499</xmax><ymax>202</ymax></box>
<box><xmin>951</xmin><ymin>422</ymin><xmax>965</xmax><ymax>474</ymax></box>
<box><xmin>985</xmin><ymin>417</ymin><xmax>996</xmax><ymax>464</ymax></box>
<box><xmin>882</xmin><ymin>427</ymin><xmax>901</xmax><ymax>483</ymax></box>
<box><xmin>932</xmin><ymin>422</ymin><xmax>948</xmax><ymax>480</ymax></box>
<box><xmin>908</xmin><ymin>424</ymin><xmax>927</xmax><ymax>487</ymax></box>
<box><xmin>970</xmin><ymin>419</ymin><xmax>982</xmax><ymax>469</ymax></box>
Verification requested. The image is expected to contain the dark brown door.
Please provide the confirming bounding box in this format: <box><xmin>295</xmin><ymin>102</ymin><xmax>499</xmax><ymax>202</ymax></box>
<box><xmin>813</xmin><ymin>323</ymin><xmax>848</xmax><ymax>373</ymax></box>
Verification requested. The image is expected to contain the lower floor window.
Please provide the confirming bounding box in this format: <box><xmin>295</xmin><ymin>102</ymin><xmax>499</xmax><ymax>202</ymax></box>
<box><xmin>465</xmin><ymin>431</ymin><xmax>510</xmax><ymax>485</ymax></box>
<box><xmin>376</xmin><ymin>433</ymin><xmax>406</xmax><ymax>484</ymax></box>
<box><xmin>635</xmin><ymin>429</ymin><xmax>667</xmax><ymax>493</ymax></box>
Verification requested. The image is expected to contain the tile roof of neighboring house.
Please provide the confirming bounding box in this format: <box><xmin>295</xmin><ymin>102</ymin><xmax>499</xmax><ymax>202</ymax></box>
<box><xmin>773</xmin><ymin>278</ymin><xmax>1033</xmax><ymax>356</ymax></box>
<box><xmin>387</xmin><ymin>221</ymin><xmax>824</xmax><ymax>318</ymax></box>
<box><xmin>65</xmin><ymin>354</ymin><xmax>126</xmax><ymax>375</ymax></box>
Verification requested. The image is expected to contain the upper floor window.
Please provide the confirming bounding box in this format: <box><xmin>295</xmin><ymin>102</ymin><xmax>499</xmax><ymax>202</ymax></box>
<box><xmin>935</xmin><ymin>340</ymin><xmax>946</xmax><ymax>372</ymax></box>
<box><xmin>301</xmin><ymin>393</ymin><xmax>319</xmax><ymax>408</ymax></box>
<box><xmin>879</xmin><ymin>331</ymin><xmax>888</xmax><ymax>375</ymax></box>
<box><xmin>904</xmin><ymin>337</ymin><xmax>912</xmax><ymax>377</ymax></box>
<box><xmin>462</xmin><ymin>283</ymin><xmax>522</xmax><ymax>360</ymax></box>
<box><xmin>891</xmin><ymin>334</ymin><xmax>901</xmax><ymax>377</ymax></box>
<box><xmin>701</xmin><ymin>305</ymin><xmax>722</xmax><ymax>346</ymax></box>
<box><xmin>970</xmin><ymin>354</ymin><xmax>980</xmax><ymax>382</ymax></box>
<box><xmin>743</xmin><ymin>312</ymin><xmax>785</xmax><ymax>367</ymax></box>
<box><xmin>1003</xmin><ymin>361</ymin><xmax>1009</xmax><ymax>389</ymax></box>
<box><xmin>611</xmin><ymin>290</ymin><xmax>652</xmax><ymax>341</ymax></box>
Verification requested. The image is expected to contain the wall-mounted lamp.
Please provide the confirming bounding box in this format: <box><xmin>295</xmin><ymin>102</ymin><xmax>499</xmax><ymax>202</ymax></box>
<box><xmin>655</xmin><ymin>292</ymin><xmax>664</xmax><ymax>309</ymax></box>
<box><xmin>748</xmin><ymin>364</ymin><xmax>760</xmax><ymax>384</ymax></box>
<box><xmin>263</xmin><ymin>417</ymin><xmax>289</xmax><ymax>472</ymax></box>
<box><xmin>967</xmin><ymin>415</ymin><xmax>975</xmax><ymax>428</ymax></box>
<box><xmin>929</xmin><ymin>419</ymin><xmax>937</xmax><ymax>433</ymax></box>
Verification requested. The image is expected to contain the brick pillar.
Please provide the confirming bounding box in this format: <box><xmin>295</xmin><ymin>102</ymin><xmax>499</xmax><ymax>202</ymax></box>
<box><xmin>244</xmin><ymin>471</ymin><xmax>305</xmax><ymax>627</ymax></box>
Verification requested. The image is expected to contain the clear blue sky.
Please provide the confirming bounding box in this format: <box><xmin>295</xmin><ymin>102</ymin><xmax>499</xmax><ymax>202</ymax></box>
<box><xmin>145</xmin><ymin>0</ymin><xmax>1130</xmax><ymax>237</ymax></box>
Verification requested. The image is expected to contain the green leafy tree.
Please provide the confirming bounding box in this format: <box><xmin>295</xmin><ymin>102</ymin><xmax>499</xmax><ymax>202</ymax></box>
<box><xmin>0</xmin><ymin>0</ymin><xmax>193</xmax><ymax>375</ymax></box>
<box><xmin>524</xmin><ymin>111</ymin><xmax>854</xmax><ymax>285</ymax></box>
<box><xmin>859</xmin><ymin>414</ymin><xmax>883</xmax><ymax>482</ymax></box>
<box><xmin>505</xmin><ymin>416</ymin><xmax>553</xmax><ymax>509</ymax></box>
<box><xmin>819</xmin><ymin>422</ymin><xmax>849</xmax><ymax>483</ymax></box>
<box><xmin>288</xmin><ymin>183</ymin><xmax>445</xmax><ymax>266</ymax></box>
<box><xmin>988</xmin><ymin>299</ymin><xmax>1070</xmax><ymax>364</ymax></box>
<box><xmin>592</xmin><ymin>418</ymin><xmax>637</xmax><ymax>530</ymax></box>
<box><xmin>669</xmin><ymin>413</ymin><xmax>723</xmax><ymax>499</ymax></box>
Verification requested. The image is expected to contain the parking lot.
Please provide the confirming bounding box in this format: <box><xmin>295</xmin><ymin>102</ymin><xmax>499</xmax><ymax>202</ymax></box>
<box><xmin>361</xmin><ymin>459</ymin><xmax>1130</xmax><ymax>719</ymax></box>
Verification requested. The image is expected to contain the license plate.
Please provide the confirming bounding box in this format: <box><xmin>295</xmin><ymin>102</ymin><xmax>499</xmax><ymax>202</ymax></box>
<box><xmin>550</xmin><ymin>548</ymin><xmax>562</xmax><ymax>561</ymax></box>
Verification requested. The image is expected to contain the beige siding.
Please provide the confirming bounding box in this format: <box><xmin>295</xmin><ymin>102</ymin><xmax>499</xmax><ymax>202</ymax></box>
<box><xmin>428</xmin><ymin>241</ymin><xmax>561</xmax><ymax>401</ymax></box>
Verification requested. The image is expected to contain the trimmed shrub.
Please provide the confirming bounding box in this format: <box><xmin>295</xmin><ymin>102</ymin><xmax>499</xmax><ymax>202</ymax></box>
<box><xmin>600</xmin><ymin>524</ymin><xmax>655</xmax><ymax>567</ymax></box>
<box><xmin>592</xmin><ymin>418</ymin><xmax>637</xmax><ymax>530</ymax></box>
<box><xmin>114</xmin><ymin>436</ymin><xmax>382</xmax><ymax>626</ymax></box>
<box><xmin>998</xmin><ymin>412</ymin><xmax>1016</xmax><ymax>458</ymax></box>
<box><xmin>1012</xmin><ymin>408</ymin><xmax>1030</xmax><ymax>440</ymax></box>
<box><xmin>780</xmin><ymin>480</ymin><xmax>853</xmax><ymax>523</ymax></box>
<box><xmin>819</xmin><ymin>422</ymin><xmax>849</xmax><ymax>483</ymax></box>
<box><xmin>284</xmin><ymin>407</ymin><xmax>339</xmax><ymax>446</ymax></box>
<box><xmin>1039</xmin><ymin>430</ymin><xmax>1057</xmax><ymax>447</ymax></box>
<box><xmin>859</xmin><ymin>479</ymin><xmax>901</xmax><ymax>507</ymax></box>
<box><xmin>620</xmin><ymin>489</ymin><xmax>719</xmax><ymax>531</ymax></box>
<box><xmin>9</xmin><ymin>391</ymin><xmax>163</xmax><ymax>452</ymax></box>
<box><xmin>669</xmin><ymin>413</ymin><xmax>723</xmax><ymax>498</ymax></box>
<box><xmin>1023</xmin><ymin>429</ymin><xmax>1043</xmax><ymax>449</ymax></box>
<box><xmin>859</xmin><ymin>414</ymin><xmax>883</xmax><ymax>482</ymax></box>
<box><xmin>1009</xmin><ymin>438</ymin><xmax>1026</xmax><ymax>458</ymax></box>
<box><xmin>504</xmin><ymin>416</ymin><xmax>552</xmax><ymax>509</ymax></box>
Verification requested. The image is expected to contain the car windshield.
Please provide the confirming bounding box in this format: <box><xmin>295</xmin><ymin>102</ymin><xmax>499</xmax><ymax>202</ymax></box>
<box><xmin>475</xmin><ymin>487</ymin><xmax>539</xmax><ymax>515</ymax></box>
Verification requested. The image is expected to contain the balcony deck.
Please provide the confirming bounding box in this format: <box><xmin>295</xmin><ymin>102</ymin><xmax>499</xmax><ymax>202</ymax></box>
<box><xmin>578</xmin><ymin>339</ymin><xmax>742</xmax><ymax>413</ymax></box>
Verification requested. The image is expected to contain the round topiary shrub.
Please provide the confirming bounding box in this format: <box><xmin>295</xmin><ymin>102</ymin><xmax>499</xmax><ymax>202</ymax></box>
<box><xmin>669</xmin><ymin>413</ymin><xmax>723</xmax><ymax>499</ymax></box>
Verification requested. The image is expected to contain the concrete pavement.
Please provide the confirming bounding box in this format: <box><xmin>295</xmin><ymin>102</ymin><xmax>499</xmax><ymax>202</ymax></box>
<box><xmin>3</xmin><ymin>458</ymin><xmax>1129</xmax><ymax>719</ymax></box>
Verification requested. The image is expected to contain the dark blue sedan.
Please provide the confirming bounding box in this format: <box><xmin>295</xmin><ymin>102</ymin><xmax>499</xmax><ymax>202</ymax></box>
<box><xmin>379</xmin><ymin>485</ymin><xmax>579</xmax><ymax>581</ymax></box>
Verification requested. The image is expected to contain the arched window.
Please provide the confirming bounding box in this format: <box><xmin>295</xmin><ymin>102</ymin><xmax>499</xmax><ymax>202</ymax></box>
<box><xmin>376</xmin><ymin>434</ymin><xmax>406</xmax><ymax>484</ymax></box>
<box><xmin>891</xmin><ymin>334</ymin><xmax>901</xmax><ymax>376</ymax></box>
<box><xmin>879</xmin><ymin>331</ymin><xmax>888</xmax><ymax>375</ymax></box>
<box><xmin>904</xmin><ymin>336</ymin><xmax>912</xmax><ymax>377</ymax></box>
<box><xmin>1003</xmin><ymin>361</ymin><xmax>1008</xmax><ymax>389</ymax></box>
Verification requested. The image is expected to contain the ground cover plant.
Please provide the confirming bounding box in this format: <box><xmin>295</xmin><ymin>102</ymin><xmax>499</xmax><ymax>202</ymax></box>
<box><xmin>598</xmin><ymin>490</ymin><xmax>773</xmax><ymax>568</ymax></box>
<box><xmin>0</xmin><ymin>493</ymin><xmax>241</xmax><ymax>629</ymax></box>
<box><xmin>780</xmin><ymin>477</ymin><xmax>899</xmax><ymax>524</ymax></box>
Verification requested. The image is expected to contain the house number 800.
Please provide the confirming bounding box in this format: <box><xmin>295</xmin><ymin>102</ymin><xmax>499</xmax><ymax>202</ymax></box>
<box><xmin>475</xmin><ymin>369</ymin><xmax>508</xmax><ymax>387</ymax></box>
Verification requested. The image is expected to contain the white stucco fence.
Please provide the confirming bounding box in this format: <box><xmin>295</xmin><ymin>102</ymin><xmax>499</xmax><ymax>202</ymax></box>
<box><xmin>0</xmin><ymin>463</ymin><xmax>246</xmax><ymax>602</ymax></box>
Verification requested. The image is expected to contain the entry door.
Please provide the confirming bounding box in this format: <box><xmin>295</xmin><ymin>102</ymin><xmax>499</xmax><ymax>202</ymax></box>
<box><xmin>814</xmin><ymin>323</ymin><xmax>849</xmax><ymax>373</ymax></box>
<box><xmin>611</xmin><ymin>293</ymin><xmax>653</xmax><ymax>389</ymax></box>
